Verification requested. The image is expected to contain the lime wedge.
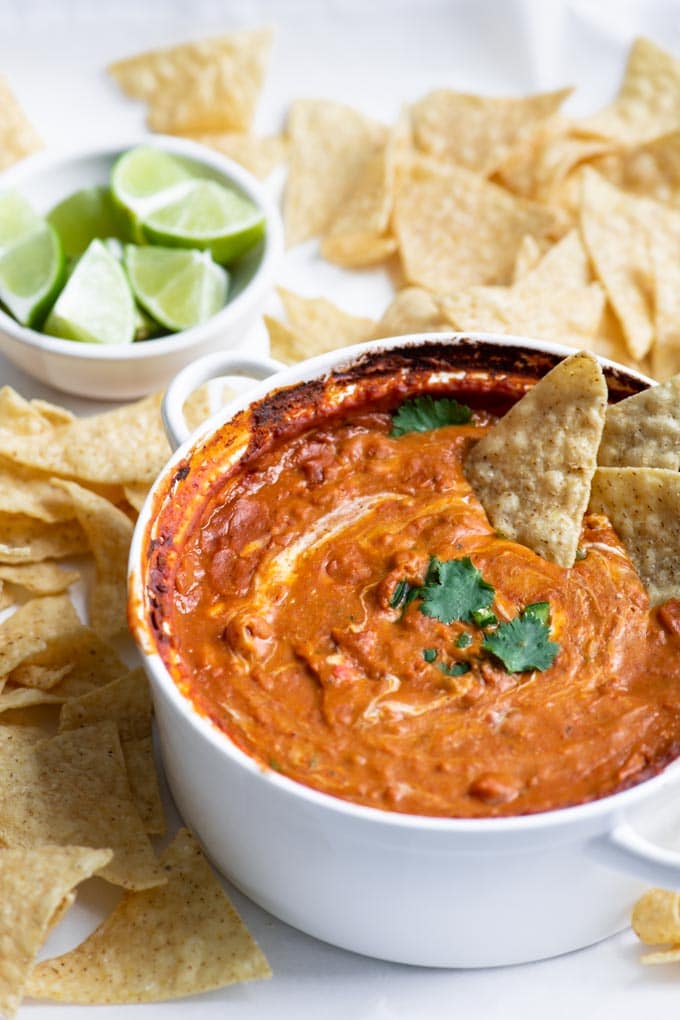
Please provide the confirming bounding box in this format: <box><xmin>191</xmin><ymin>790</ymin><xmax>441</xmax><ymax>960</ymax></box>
<box><xmin>124</xmin><ymin>244</ymin><xmax>229</xmax><ymax>332</ymax></box>
<box><xmin>141</xmin><ymin>179</ymin><xmax>265</xmax><ymax>264</ymax></box>
<box><xmin>44</xmin><ymin>239</ymin><xmax>135</xmax><ymax>344</ymax></box>
<box><xmin>0</xmin><ymin>191</ymin><xmax>65</xmax><ymax>327</ymax></box>
<box><xmin>111</xmin><ymin>146</ymin><xmax>195</xmax><ymax>221</ymax></box>
<box><xmin>47</xmin><ymin>186</ymin><xmax>129</xmax><ymax>258</ymax></box>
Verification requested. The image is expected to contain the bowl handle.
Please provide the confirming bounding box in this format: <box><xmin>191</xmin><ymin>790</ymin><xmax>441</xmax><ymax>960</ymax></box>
<box><xmin>162</xmin><ymin>350</ymin><xmax>285</xmax><ymax>450</ymax></box>
<box><xmin>592</xmin><ymin>822</ymin><xmax>680</xmax><ymax>888</ymax></box>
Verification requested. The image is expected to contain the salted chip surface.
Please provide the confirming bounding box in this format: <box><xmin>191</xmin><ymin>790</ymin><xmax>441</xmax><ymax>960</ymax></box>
<box><xmin>632</xmin><ymin>888</ymin><xmax>680</xmax><ymax>945</ymax></box>
<box><xmin>589</xmin><ymin>466</ymin><xmax>680</xmax><ymax>605</ymax></box>
<box><xmin>0</xmin><ymin>514</ymin><xmax>86</xmax><ymax>563</ymax></box>
<box><xmin>0</xmin><ymin>845</ymin><xmax>112</xmax><ymax>1019</ymax></box>
<box><xmin>121</xmin><ymin>736</ymin><xmax>166</xmax><ymax>836</ymax></box>
<box><xmin>29</xmin><ymin>827</ymin><xmax>271</xmax><ymax>1004</ymax></box>
<box><xmin>108</xmin><ymin>26</ymin><xmax>273</xmax><ymax>134</ymax></box>
<box><xmin>394</xmin><ymin>157</ymin><xmax>559</xmax><ymax>293</ymax></box>
<box><xmin>0</xmin><ymin>75</ymin><xmax>41</xmax><ymax>170</ymax></box>
<box><xmin>411</xmin><ymin>87</ymin><xmax>570</xmax><ymax>175</ymax></box>
<box><xmin>579</xmin><ymin>37</ymin><xmax>680</xmax><ymax>145</ymax></box>
<box><xmin>0</xmin><ymin>562</ymin><xmax>78</xmax><ymax>596</ymax></box>
<box><xmin>598</xmin><ymin>375</ymin><xmax>680</xmax><ymax>469</ymax></box>
<box><xmin>591</xmin><ymin>130</ymin><xmax>680</xmax><ymax>209</ymax></box>
<box><xmin>54</xmin><ymin>480</ymin><xmax>134</xmax><ymax>638</ymax></box>
<box><xmin>9</xmin><ymin>624</ymin><xmax>127</xmax><ymax>699</ymax></box>
<box><xmin>0</xmin><ymin>721</ymin><xmax>163</xmax><ymax>890</ymax></box>
<box><xmin>0</xmin><ymin>594</ymin><xmax>79</xmax><ymax>679</ymax></box>
<box><xmin>284</xmin><ymin>99</ymin><xmax>386</xmax><ymax>246</ymax></box>
<box><xmin>0</xmin><ymin>393</ymin><xmax>170</xmax><ymax>485</ymax></box>
<box><xmin>465</xmin><ymin>351</ymin><xmax>607</xmax><ymax>567</ymax></box>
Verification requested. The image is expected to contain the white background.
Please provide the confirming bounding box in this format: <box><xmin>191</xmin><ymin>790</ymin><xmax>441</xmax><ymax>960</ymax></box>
<box><xmin>4</xmin><ymin>0</ymin><xmax>680</xmax><ymax>1016</ymax></box>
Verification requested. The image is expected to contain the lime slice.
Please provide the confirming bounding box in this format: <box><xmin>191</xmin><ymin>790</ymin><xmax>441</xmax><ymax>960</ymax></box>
<box><xmin>47</xmin><ymin>186</ymin><xmax>129</xmax><ymax>258</ymax></box>
<box><xmin>141</xmin><ymin>179</ymin><xmax>265</xmax><ymax>264</ymax></box>
<box><xmin>124</xmin><ymin>244</ymin><xmax>229</xmax><ymax>332</ymax></box>
<box><xmin>0</xmin><ymin>191</ymin><xmax>65</xmax><ymax>327</ymax></box>
<box><xmin>44</xmin><ymin>239</ymin><xmax>135</xmax><ymax>344</ymax></box>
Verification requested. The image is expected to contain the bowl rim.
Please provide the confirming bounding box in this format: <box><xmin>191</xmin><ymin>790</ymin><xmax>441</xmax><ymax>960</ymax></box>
<box><xmin>0</xmin><ymin>134</ymin><xmax>283</xmax><ymax>360</ymax></box>
<box><xmin>129</xmin><ymin>330</ymin><xmax>680</xmax><ymax>835</ymax></box>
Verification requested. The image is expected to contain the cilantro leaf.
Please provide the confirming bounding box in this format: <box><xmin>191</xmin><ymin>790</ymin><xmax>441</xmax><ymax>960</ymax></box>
<box><xmin>439</xmin><ymin>661</ymin><xmax>470</xmax><ymax>676</ymax></box>
<box><xmin>482</xmin><ymin>610</ymin><xmax>559</xmax><ymax>673</ymax></box>
<box><xmin>390</xmin><ymin>395</ymin><xmax>472</xmax><ymax>437</ymax></box>
<box><xmin>472</xmin><ymin>607</ymin><xmax>497</xmax><ymax>628</ymax></box>
<box><xmin>422</xmin><ymin>648</ymin><xmax>437</xmax><ymax>662</ymax></box>
<box><xmin>456</xmin><ymin>632</ymin><xmax>472</xmax><ymax>649</ymax></box>
<box><xmin>419</xmin><ymin>556</ymin><xmax>495</xmax><ymax>625</ymax></box>
<box><xmin>389</xmin><ymin>580</ymin><xmax>413</xmax><ymax>610</ymax></box>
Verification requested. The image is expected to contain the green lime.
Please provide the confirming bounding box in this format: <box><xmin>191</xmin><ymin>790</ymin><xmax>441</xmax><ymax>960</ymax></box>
<box><xmin>0</xmin><ymin>191</ymin><xmax>65</xmax><ymax>327</ymax></box>
<box><xmin>111</xmin><ymin>146</ymin><xmax>194</xmax><ymax>222</ymax></box>
<box><xmin>141</xmin><ymin>179</ymin><xmax>265</xmax><ymax>264</ymax></box>
<box><xmin>124</xmin><ymin>244</ymin><xmax>229</xmax><ymax>332</ymax></box>
<box><xmin>44</xmin><ymin>238</ymin><xmax>135</xmax><ymax>344</ymax></box>
<box><xmin>47</xmin><ymin>186</ymin><xmax>129</xmax><ymax>258</ymax></box>
<box><xmin>133</xmin><ymin>303</ymin><xmax>164</xmax><ymax>342</ymax></box>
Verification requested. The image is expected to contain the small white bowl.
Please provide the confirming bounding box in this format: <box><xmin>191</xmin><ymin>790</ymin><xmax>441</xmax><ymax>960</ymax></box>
<box><xmin>0</xmin><ymin>136</ymin><xmax>283</xmax><ymax>400</ymax></box>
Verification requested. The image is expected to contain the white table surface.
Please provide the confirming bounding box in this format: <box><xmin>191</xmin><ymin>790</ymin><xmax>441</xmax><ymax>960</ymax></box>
<box><xmin>4</xmin><ymin>0</ymin><xmax>680</xmax><ymax>1016</ymax></box>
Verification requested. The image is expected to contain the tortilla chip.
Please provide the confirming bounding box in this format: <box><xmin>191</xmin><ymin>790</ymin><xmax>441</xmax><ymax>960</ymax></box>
<box><xmin>0</xmin><ymin>75</ymin><xmax>41</xmax><ymax>170</ymax></box>
<box><xmin>598</xmin><ymin>376</ymin><xmax>680</xmax><ymax>469</ymax></box>
<box><xmin>183</xmin><ymin>131</ymin><xmax>285</xmax><ymax>178</ymax></box>
<box><xmin>59</xmin><ymin>667</ymin><xmax>152</xmax><ymax>742</ymax></box>
<box><xmin>373</xmin><ymin>287</ymin><xmax>451</xmax><ymax>339</ymax></box>
<box><xmin>321</xmin><ymin>119</ymin><xmax>407</xmax><ymax>267</ymax></box>
<box><xmin>0</xmin><ymin>562</ymin><xmax>78</xmax><ymax>596</ymax></box>
<box><xmin>519</xmin><ymin>229</ymin><xmax>593</xmax><ymax>288</ymax></box>
<box><xmin>591</xmin><ymin>131</ymin><xmax>680</xmax><ymax>209</ymax></box>
<box><xmin>58</xmin><ymin>669</ymin><xmax>163</xmax><ymax>834</ymax></box>
<box><xmin>284</xmin><ymin>99</ymin><xmax>386</xmax><ymax>246</ymax></box>
<box><xmin>411</xmin><ymin>87</ymin><xmax>571</xmax><ymax>176</ymax></box>
<box><xmin>0</xmin><ymin>514</ymin><xmax>86</xmax><ymax>563</ymax></box>
<box><xmin>0</xmin><ymin>387</ymin><xmax>57</xmax><ymax>435</ymax></box>
<box><xmin>650</xmin><ymin>225</ymin><xmax>680</xmax><ymax>380</ymax></box>
<box><xmin>53</xmin><ymin>481</ymin><xmax>133</xmax><ymax>638</ymax></box>
<box><xmin>266</xmin><ymin>289</ymin><xmax>376</xmax><ymax>363</ymax></box>
<box><xmin>579</xmin><ymin>37</ymin><xmax>680</xmax><ymax>145</ymax></box>
<box><xmin>440</xmin><ymin>280</ymin><xmax>604</xmax><ymax>347</ymax></box>
<box><xmin>29</xmin><ymin>399</ymin><xmax>74</xmax><ymax>426</ymax></box>
<box><xmin>0</xmin><ymin>392</ymin><xmax>170</xmax><ymax>485</ymax></box>
<box><xmin>0</xmin><ymin>686</ymin><xmax>63</xmax><ymax>713</ymax></box>
<box><xmin>641</xmin><ymin>946</ymin><xmax>680</xmax><ymax>964</ymax></box>
<box><xmin>0</xmin><ymin>594</ymin><xmax>79</xmax><ymax>679</ymax></box>
<box><xmin>465</xmin><ymin>351</ymin><xmax>607</xmax><ymax>567</ymax></box>
<box><xmin>579</xmin><ymin>169</ymin><xmax>658</xmax><ymax>360</ymax></box>
<box><xmin>512</xmin><ymin>235</ymin><xmax>544</xmax><ymax>281</ymax></box>
<box><xmin>30</xmin><ymin>827</ymin><xmax>270</xmax><ymax>1003</ymax></box>
<box><xmin>589</xmin><ymin>466</ymin><xmax>680</xmax><ymax>604</ymax></box>
<box><xmin>122</xmin><ymin>482</ymin><xmax>149</xmax><ymax>514</ymax></box>
<box><xmin>108</xmin><ymin>26</ymin><xmax>273</xmax><ymax>134</ymax></box>
<box><xmin>394</xmin><ymin>157</ymin><xmax>560</xmax><ymax>293</ymax></box>
<box><xmin>493</xmin><ymin>115</ymin><xmax>612</xmax><ymax>202</ymax></box>
<box><xmin>632</xmin><ymin>888</ymin><xmax>680</xmax><ymax>945</ymax></box>
<box><xmin>0</xmin><ymin>721</ymin><xmax>163</xmax><ymax>890</ymax></box>
<box><xmin>0</xmin><ymin>460</ymin><xmax>79</xmax><ymax>523</ymax></box>
<box><xmin>0</xmin><ymin>845</ymin><xmax>112</xmax><ymax>1019</ymax></box>
<box><xmin>120</xmin><ymin>736</ymin><xmax>165</xmax><ymax>836</ymax></box>
<box><xmin>10</xmin><ymin>624</ymin><xmax>127</xmax><ymax>699</ymax></box>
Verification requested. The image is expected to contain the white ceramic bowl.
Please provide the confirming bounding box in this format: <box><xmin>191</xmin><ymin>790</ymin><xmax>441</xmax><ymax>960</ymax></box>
<box><xmin>0</xmin><ymin>136</ymin><xmax>282</xmax><ymax>400</ymax></box>
<box><xmin>129</xmin><ymin>333</ymin><xmax>680</xmax><ymax>968</ymax></box>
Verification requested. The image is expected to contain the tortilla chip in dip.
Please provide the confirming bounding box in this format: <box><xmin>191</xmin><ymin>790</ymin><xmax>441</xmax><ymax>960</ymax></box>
<box><xmin>598</xmin><ymin>374</ymin><xmax>680</xmax><ymax>469</ymax></box>
<box><xmin>589</xmin><ymin>466</ymin><xmax>680</xmax><ymax>606</ymax></box>
<box><xmin>465</xmin><ymin>351</ymin><xmax>607</xmax><ymax>567</ymax></box>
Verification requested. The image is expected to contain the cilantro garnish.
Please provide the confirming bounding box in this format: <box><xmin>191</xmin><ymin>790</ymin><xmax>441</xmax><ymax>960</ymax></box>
<box><xmin>419</xmin><ymin>556</ymin><xmax>495</xmax><ymax>625</ymax></box>
<box><xmin>390</xmin><ymin>395</ymin><xmax>472</xmax><ymax>437</ymax></box>
<box><xmin>422</xmin><ymin>648</ymin><xmax>437</xmax><ymax>662</ymax></box>
<box><xmin>456</xmin><ymin>632</ymin><xmax>472</xmax><ymax>649</ymax></box>
<box><xmin>439</xmin><ymin>661</ymin><xmax>470</xmax><ymax>677</ymax></box>
<box><xmin>389</xmin><ymin>579</ymin><xmax>413</xmax><ymax>610</ymax></box>
<box><xmin>482</xmin><ymin>607</ymin><xmax>559</xmax><ymax>673</ymax></box>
